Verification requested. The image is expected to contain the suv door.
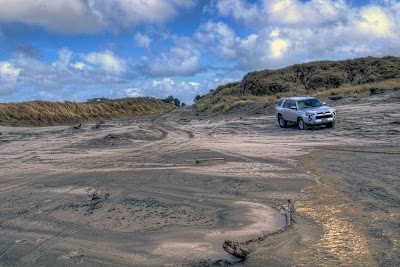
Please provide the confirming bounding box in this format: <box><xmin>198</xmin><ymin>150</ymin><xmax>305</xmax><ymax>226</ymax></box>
<box><xmin>287</xmin><ymin>100</ymin><xmax>298</xmax><ymax>122</ymax></box>
<box><xmin>282</xmin><ymin>100</ymin><xmax>297</xmax><ymax>122</ymax></box>
<box><xmin>281</xmin><ymin>100</ymin><xmax>291</xmax><ymax>121</ymax></box>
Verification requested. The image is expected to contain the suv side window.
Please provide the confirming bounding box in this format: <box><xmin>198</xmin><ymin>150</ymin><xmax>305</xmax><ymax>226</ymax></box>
<box><xmin>283</xmin><ymin>100</ymin><xmax>291</xmax><ymax>108</ymax></box>
<box><xmin>277</xmin><ymin>99</ymin><xmax>285</xmax><ymax>107</ymax></box>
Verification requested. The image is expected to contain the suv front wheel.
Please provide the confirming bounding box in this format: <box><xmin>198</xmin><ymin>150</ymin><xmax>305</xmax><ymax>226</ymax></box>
<box><xmin>326</xmin><ymin>121</ymin><xmax>335</xmax><ymax>128</ymax></box>
<box><xmin>298</xmin><ymin>118</ymin><xmax>308</xmax><ymax>130</ymax></box>
<box><xmin>278</xmin><ymin>115</ymin><xmax>287</xmax><ymax>128</ymax></box>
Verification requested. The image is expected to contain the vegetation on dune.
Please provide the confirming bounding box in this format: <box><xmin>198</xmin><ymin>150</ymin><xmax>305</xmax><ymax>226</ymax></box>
<box><xmin>195</xmin><ymin>56</ymin><xmax>400</xmax><ymax>113</ymax></box>
<box><xmin>0</xmin><ymin>97</ymin><xmax>175</xmax><ymax>126</ymax></box>
<box><xmin>160</xmin><ymin>95</ymin><xmax>182</xmax><ymax>107</ymax></box>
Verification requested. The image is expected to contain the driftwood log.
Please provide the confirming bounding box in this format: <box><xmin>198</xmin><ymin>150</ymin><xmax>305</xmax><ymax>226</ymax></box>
<box><xmin>223</xmin><ymin>199</ymin><xmax>294</xmax><ymax>259</ymax></box>
<box><xmin>95</xmin><ymin>121</ymin><xmax>105</xmax><ymax>128</ymax></box>
<box><xmin>223</xmin><ymin>240</ymin><xmax>247</xmax><ymax>259</ymax></box>
<box><xmin>87</xmin><ymin>189</ymin><xmax>100</xmax><ymax>200</ymax></box>
<box><xmin>73</xmin><ymin>123</ymin><xmax>82</xmax><ymax>129</ymax></box>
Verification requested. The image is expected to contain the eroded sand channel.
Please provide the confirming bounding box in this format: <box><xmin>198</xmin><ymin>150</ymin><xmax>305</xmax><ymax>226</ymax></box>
<box><xmin>0</xmin><ymin>94</ymin><xmax>399</xmax><ymax>266</ymax></box>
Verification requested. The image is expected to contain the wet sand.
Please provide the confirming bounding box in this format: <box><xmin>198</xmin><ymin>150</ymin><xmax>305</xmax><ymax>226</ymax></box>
<box><xmin>0</xmin><ymin>91</ymin><xmax>399</xmax><ymax>266</ymax></box>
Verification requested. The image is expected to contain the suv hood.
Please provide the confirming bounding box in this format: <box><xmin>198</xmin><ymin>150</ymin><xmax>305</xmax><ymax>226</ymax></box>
<box><xmin>301</xmin><ymin>106</ymin><xmax>333</xmax><ymax>113</ymax></box>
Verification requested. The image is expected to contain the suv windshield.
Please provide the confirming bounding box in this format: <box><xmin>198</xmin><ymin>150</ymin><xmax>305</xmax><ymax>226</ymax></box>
<box><xmin>297</xmin><ymin>98</ymin><xmax>323</xmax><ymax>109</ymax></box>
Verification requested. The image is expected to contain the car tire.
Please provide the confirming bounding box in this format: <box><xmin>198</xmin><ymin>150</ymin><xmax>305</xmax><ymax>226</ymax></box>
<box><xmin>278</xmin><ymin>115</ymin><xmax>287</xmax><ymax>128</ymax></box>
<box><xmin>298</xmin><ymin>118</ymin><xmax>307</xmax><ymax>130</ymax></box>
<box><xmin>326</xmin><ymin>121</ymin><xmax>335</xmax><ymax>128</ymax></box>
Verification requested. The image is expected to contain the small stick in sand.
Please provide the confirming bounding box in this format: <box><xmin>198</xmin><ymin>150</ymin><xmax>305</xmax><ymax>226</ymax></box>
<box><xmin>196</xmin><ymin>158</ymin><xmax>225</xmax><ymax>164</ymax></box>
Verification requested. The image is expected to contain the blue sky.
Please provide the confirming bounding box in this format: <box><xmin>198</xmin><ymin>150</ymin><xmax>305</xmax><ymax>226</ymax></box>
<box><xmin>0</xmin><ymin>0</ymin><xmax>399</xmax><ymax>104</ymax></box>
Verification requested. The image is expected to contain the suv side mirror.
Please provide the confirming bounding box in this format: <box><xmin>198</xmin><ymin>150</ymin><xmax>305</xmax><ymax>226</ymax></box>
<box><xmin>290</xmin><ymin>106</ymin><xmax>297</xmax><ymax>110</ymax></box>
<box><xmin>323</xmin><ymin>102</ymin><xmax>326</xmax><ymax>105</ymax></box>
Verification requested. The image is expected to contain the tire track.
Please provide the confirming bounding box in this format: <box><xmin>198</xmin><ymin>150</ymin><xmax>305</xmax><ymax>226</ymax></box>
<box><xmin>0</xmin><ymin>176</ymin><xmax>105</xmax><ymax>263</ymax></box>
<box><xmin>16</xmin><ymin>226</ymin><xmax>80</xmax><ymax>267</ymax></box>
<box><xmin>12</xmin><ymin>186</ymin><xmax>131</xmax><ymax>266</ymax></box>
<box><xmin>3</xmin><ymin>179</ymin><xmax>127</xmax><ymax>265</ymax></box>
<box><xmin>318</xmin><ymin>145</ymin><xmax>400</xmax><ymax>154</ymax></box>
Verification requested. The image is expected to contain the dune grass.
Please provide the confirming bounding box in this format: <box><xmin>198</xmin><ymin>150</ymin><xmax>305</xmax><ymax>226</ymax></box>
<box><xmin>313</xmin><ymin>79</ymin><xmax>400</xmax><ymax>98</ymax></box>
<box><xmin>195</xmin><ymin>56</ymin><xmax>400</xmax><ymax>113</ymax></box>
<box><xmin>0</xmin><ymin>97</ymin><xmax>175</xmax><ymax>126</ymax></box>
<box><xmin>195</xmin><ymin>79</ymin><xmax>400</xmax><ymax>113</ymax></box>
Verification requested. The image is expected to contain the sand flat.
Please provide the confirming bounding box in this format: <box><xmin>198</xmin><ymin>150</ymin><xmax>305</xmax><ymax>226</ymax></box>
<box><xmin>0</xmin><ymin>93</ymin><xmax>399</xmax><ymax>266</ymax></box>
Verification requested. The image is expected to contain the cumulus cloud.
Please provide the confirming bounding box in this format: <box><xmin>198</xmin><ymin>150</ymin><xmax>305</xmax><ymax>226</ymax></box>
<box><xmin>0</xmin><ymin>0</ymin><xmax>197</xmax><ymax>33</ymax></box>
<box><xmin>82</xmin><ymin>50</ymin><xmax>125</xmax><ymax>73</ymax></box>
<box><xmin>356</xmin><ymin>6</ymin><xmax>393</xmax><ymax>38</ymax></box>
<box><xmin>0</xmin><ymin>61</ymin><xmax>20</xmax><ymax>95</ymax></box>
<box><xmin>195</xmin><ymin>21</ymin><xmax>291</xmax><ymax>70</ymax></box>
<box><xmin>124</xmin><ymin>87</ymin><xmax>143</xmax><ymax>98</ymax></box>
<box><xmin>264</xmin><ymin>0</ymin><xmax>347</xmax><ymax>26</ymax></box>
<box><xmin>0</xmin><ymin>47</ymin><xmax>135</xmax><ymax>101</ymax></box>
<box><xmin>199</xmin><ymin>0</ymin><xmax>400</xmax><ymax>70</ymax></box>
<box><xmin>211</xmin><ymin>0</ymin><xmax>262</xmax><ymax>27</ymax></box>
<box><xmin>91</xmin><ymin>0</ymin><xmax>197</xmax><ymax>28</ymax></box>
<box><xmin>137</xmin><ymin>47</ymin><xmax>203</xmax><ymax>77</ymax></box>
<box><xmin>134</xmin><ymin>32</ymin><xmax>152</xmax><ymax>50</ymax></box>
<box><xmin>71</xmin><ymin>61</ymin><xmax>91</xmax><ymax>70</ymax></box>
<box><xmin>0</xmin><ymin>0</ymin><xmax>101</xmax><ymax>33</ymax></box>
<box><xmin>53</xmin><ymin>48</ymin><xmax>73</xmax><ymax>69</ymax></box>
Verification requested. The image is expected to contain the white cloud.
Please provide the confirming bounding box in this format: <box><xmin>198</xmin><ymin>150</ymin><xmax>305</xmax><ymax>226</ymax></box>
<box><xmin>124</xmin><ymin>87</ymin><xmax>142</xmax><ymax>98</ymax></box>
<box><xmin>0</xmin><ymin>0</ymin><xmax>197</xmax><ymax>33</ymax></box>
<box><xmin>264</xmin><ymin>0</ymin><xmax>347</xmax><ymax>26</ymax></box>
<box><xmin>0</xmin><ymin>0</ymin><xmax>101</xmax><ymax>33</ymax></box>
<box><xmin>196</xmin><ymin>0</ymin><xmax>400</xmax><ymax>70</ymax></box>
<box><xmin>71</xmin><ymin>61</ymin><xmax>90</xmax><ymax>70</ymax></box>
<box><xmin>138</xmin><ymin>47</ymin><xmax>203</xmax><ymax>77</ymax></box>
<box><xmin>196</xmin><ymin>21</ymin><xmax>238</xmax><ymax>59</ymax></box>
<box><xmin>93</xmin><ymin>0</ymin><xmax>196</xmax><ymax>27</ymax></box>
<box><xmin>0</xmin><ymin>61</ymin><xmax>20</xmax><ymax>95</ymax></box>
<box><xmin>189</xmin><ymin>82</ymin><xmax>200</xmax><ymax>86</ymax></box>
<box><xmin>0</xmin><ymin>48</ymin><xmax>132</xmax><ymax>101</ymax></box>
<box><xmin>356</xmin><ymin>6</ymin><xmax>393</xmax><ymax>38</ymax></box>
<box><xmin>134</xmin><ymin>32</ymin><xmax>152</xmax><ymax>50</ymax></box>
<box><xmin>82</xmin><ymin>50</ymin><xmax>125</xmax><ymax>73</ymax></box>
<box><xmin>0</xmin><ymin>61</ymin><xmax>20</xmax><ymax>78</ymax></box>
<box><xmin>195</xmin><ymin>21</ymin><xmax>292</xmax><ymax>69</ymax></box>
<box><xmin>212</xmin><ymin>0</ymin><xmax>262</xmax><ymax>27</ymax></box>
<box><xmin>53</xmin><ymin>48</ymin><xmax>73</xmax><ymax>69</ymax></box>
<box><xmin>269</xmin><ymin>38</ymin><xmax>291</xmax><ymax>58</ymax></box>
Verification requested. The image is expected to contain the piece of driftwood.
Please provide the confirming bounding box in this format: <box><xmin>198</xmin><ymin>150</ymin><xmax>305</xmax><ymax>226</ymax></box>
<box><xmin>87</xmin><ymin>189</ymin><xmax>100</xmax><ymax>200</ymax></box>
<box><xmin>223</xmin><ymin>240</ymin><xmax>247</xmax><ymax>259</ymax></box>
<box><xmin>286</xmin><ymin>199</ymin><xmax>293</xmax><ymax>226</ymax></box>
<box><xmin>94</xmin><ymin>121</ymin><xmax>105</xmax><ymax>129</ymax></box>
<box><xmin>73</xmin><ymin>123</ymin><xmax>82</xmax><ymax>129</ymax></box>
<box><xmin>223</xmin><ymin>199</ymin><xmax>295</xmax><ymax>259</ymax></box>
<box><xmin>195</xmin><ymin>158</ymin><xmax>225</xmax><ymax>164</ymax></box>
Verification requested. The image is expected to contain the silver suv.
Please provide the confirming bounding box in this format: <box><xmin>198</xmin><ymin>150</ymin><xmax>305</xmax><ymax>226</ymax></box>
<box><xmin>276</xmin><ymin>96</ymin><xmax>336</xmax><ymax>130</ymax></box>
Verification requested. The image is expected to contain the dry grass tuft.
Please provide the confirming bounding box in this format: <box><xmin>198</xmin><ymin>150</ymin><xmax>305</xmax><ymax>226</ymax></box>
<box><xmin>0</xmin><ymin>98</ymin><xmax>175</xmax><ymax>126</ymax></box>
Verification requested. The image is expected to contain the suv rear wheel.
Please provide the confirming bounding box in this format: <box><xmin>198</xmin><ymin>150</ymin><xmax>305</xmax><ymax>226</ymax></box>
<box><xmin>278</xmin><ymin>115</ymin><xmax>287</xmax><ymax>128</ymax></box>
<box><xmin>298</xmin><ymin>118</ymin><xmax>307</xmax><ymax>130</ymax></box>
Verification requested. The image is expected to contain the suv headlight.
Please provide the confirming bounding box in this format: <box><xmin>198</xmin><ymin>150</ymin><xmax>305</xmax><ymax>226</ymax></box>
<box><xmin>305</xmin><ymin>112</ymin><xmax>314</xmax><ymax>116</ymax></box>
